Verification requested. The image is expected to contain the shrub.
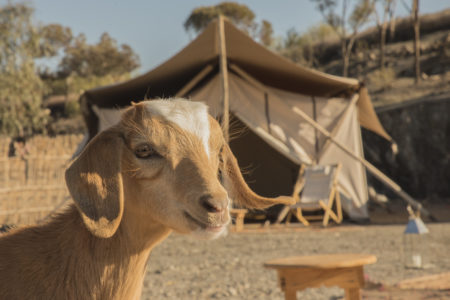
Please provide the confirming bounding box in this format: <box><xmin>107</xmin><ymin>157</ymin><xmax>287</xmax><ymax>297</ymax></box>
<box><xmin>367</xmin><ymin>67</ymin><xmax>396</xmax><ymax>86</ymax></box>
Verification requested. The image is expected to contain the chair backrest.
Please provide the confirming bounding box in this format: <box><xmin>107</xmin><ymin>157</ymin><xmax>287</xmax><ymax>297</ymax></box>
<box><xmin>300</xmin><ymin>164</ymin><xmax>339</xmax><ymax>204</ymax></box>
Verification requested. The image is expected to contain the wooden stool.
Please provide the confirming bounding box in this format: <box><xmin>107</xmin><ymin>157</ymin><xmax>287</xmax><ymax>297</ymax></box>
<box><xmin>264</xmin><ymin>253</ymin><xmax>376</xmax><ymax>300</ymax></box>
<box><xmin>230</xmin><ymin>208</ymin><xmax>247</xmax><ymax>232</ymax></box>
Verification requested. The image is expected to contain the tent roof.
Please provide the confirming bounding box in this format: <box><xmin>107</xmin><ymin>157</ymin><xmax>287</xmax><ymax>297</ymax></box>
<box><xmin>82</xmin><ymin>18</ymin><xmax>391</xmax><ymax>142</ymax></box>
<box><xmin>84</xmin><ymin>18</ymin><xmax>359</xmax><ymax>107</ymax></box>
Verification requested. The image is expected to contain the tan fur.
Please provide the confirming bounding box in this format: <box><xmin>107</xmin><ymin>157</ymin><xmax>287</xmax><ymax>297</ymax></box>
<box><xmin>0</xmin><ymin>100</ymin><xmax>294</xmax><ymax>299</ymax></box>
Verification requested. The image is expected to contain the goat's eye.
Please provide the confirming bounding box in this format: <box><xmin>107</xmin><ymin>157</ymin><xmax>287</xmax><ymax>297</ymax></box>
<box><xmin>217</xmin><ymin>146</ymin><xmax>224</xmax><ymax>182</ymax></box>
<box><xmin>135</xmin><ymin>144</ymin><xmax>157</xmax><ymax>159</ymax></box>
<box><xmin>219</xmin><ymin>146</ymin><xmax>224</xmax><ymax>162</ymax></box>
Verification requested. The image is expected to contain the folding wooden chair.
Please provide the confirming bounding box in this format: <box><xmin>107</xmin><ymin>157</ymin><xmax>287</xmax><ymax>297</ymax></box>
<box><xmin>276</xmin><ymin>163</ymin><xmax>343</xmax><ymax>227</ymax></box>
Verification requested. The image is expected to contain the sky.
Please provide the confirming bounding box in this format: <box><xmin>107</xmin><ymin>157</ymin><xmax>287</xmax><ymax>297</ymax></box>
<box><xmin>31</xmin><ymin>0</ymin><xmax>449</xmax><ymax>74</ymax></box>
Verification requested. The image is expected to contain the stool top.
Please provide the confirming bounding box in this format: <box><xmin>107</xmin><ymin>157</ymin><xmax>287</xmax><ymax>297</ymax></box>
<box><xmin>265</xmin><ymin>253</ymin><xmax>376</xmax><ymax>269</ymax></box>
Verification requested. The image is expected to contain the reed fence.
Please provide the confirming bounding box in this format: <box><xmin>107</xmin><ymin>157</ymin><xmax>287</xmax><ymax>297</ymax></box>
<box><xmin>0</xmin><ymin>134</ymin><xmax>84</xmax><ymax>225</ymax></box>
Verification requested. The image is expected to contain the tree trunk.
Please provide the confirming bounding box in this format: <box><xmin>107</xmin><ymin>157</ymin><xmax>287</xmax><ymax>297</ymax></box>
<box><xmin>413</xmin><ymin>0</ymin><xmax>421</xmax><ymax>84</ymax></box>
<box><xmin>380</xmin><ymin>23</ymin><xmax>387</xmax><ymax>70</ymax></box>
<box><xmin>342</xmin><ymin>40</ymin><xmax>349</xmax><ymax>77</ymax></box>
<box><xmin>342</xmin><ymin>35</ymin><xmax>358</xmax><ymax>78</ymax></box>
<box><xmin>388</xmin><ymin>3</ymin><xmax>397</xmax><ymax>41</ymax></box>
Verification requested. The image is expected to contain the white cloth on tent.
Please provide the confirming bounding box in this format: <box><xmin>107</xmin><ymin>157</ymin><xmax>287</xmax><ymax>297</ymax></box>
<box><xmin>319</xmin><ymin>103</ymin><xmax>368</xmax><ymax>219</ymax></box>
<box><xmin>92</xmin><ymin>105</ymin><xmax>124</xmax><ymax>132</ymax></box>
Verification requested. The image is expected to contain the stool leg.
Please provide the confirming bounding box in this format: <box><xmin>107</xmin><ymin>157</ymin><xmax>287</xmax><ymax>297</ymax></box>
<box><xmin>345</xmin><ymin>288</ymin><xmax>361</xmax><ymax>300</ymax></box>
<box><xmin>284</xmin><ymin>288</ymin><xmax>297</xmax><ymax>300</ymax></box>
<box><xmin>236</xmin><ymin>214</ymin><xmax>243</xmax><ymax>232</ymax></box>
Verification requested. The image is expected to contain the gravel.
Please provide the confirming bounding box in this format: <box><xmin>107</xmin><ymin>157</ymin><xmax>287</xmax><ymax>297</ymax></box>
<box><xmin>141</xmin><ymin>223</ymin><xmax>450</xmax><ymax>299</ymax></box>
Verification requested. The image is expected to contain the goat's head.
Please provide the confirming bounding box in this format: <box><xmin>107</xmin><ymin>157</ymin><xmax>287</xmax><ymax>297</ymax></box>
<box><xmin>65</xmin><ymin>99</ymin><xmax>294</xmax><ymax>240</ymax></box>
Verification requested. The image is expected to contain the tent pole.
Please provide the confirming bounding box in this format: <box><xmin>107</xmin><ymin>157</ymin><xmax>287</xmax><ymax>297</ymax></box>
<box><xmin>175</xmin><ymin>64</ymin><xmax>214</xmax><ymax>97</ymax></box>
<box><xmin>312</xmin><ymin>96</ymin><xmax>319</xmax><ymax>162</ymax></box>
<box><xmin>229</xmin><ymin>62</ymin><xmax>432</xmax><ymax>219</ymax></box>
<box><xmin>218</xmin><ymin>15</ymin><xmax>230</xmax><ymax>142</ymax></box>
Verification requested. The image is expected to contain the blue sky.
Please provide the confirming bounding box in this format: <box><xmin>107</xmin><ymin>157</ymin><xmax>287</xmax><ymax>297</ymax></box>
<box><xmin>31</xmin><ymin>0</ymin><xmax>449</xmax><ymax>74</ymax></box>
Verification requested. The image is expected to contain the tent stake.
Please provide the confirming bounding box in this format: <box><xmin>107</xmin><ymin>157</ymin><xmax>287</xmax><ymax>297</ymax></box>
<box><xmin>230</xmin><ymin>62</ymin><xmax>432</xmax><ymax>219</ymax></box>
<box><xmin>218</xmin><ymin>15</ymin><xmax>230</xmax><ymax>142</ymax></box>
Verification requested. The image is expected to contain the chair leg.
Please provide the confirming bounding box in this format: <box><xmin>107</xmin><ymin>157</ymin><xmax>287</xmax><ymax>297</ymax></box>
<box><xmin>336</xmin><ymin>190</ymin><xmax>343</xmax><ymax>223</ymax></box>
<box><xmin>322</xmin><ymin>202</ymin><xmax>331</xmax><ymax>226</ymax></box>
<box><xmin>286</xmin><ymin>210</ymin><xmax>293</xmax><ymax>225</ymax></box>
<box><xmin>275</xmin><ymin>205</ymin><xmax>291</xmax><ymax>225</ymax></box>
<box><xmin>321</xmin><ymin>195</ymin><xmax>334</xmax><ymax>226</ymax></box>
<box><xmin>294</xmin><ymin>207</ymin><xmax>309</xmax><ymax>226</ymax></box>
<box><xmin>320</xmin><ymin>198</ymin><xmax>338</xmax><ymax>226</ymax></box>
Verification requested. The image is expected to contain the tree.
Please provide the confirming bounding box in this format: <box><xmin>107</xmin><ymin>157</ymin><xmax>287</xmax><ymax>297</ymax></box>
<box><xmin>259</xmin><ymin>20</ymin><xmax>274</xmax><ymax>47</ymax></box>
<box><xmin>373</xmin><ymin>0</ymin><xmax>397</xmax><ymax>70</ymax></box>
<box><xmin>59</xmin><ymin>32</ymin><xmax>139</xmax><ymax>79</ymax></box>
<box><xmin>279</xmin><ymin>23</ymin><xmax>337</xmax><ymax>66</ymax></box>
<box><xmin>279</xmin><ymin>29</ymin><xmax>306</xmax><ymax>64</ymax></box>
<box><xmin>312</xmin><ymin>0</ymin><xmax>374</xmax><ymax>77</ymax></box>
<box><xmin>0</xmin><ymin>2</ymin><xmax>50</xmax><ymax>136</ymax></box>
<box><xmin>184</xmin><ymin>2</ymin><xmax>273</xmax><ymax>46</ymax></box>
<box><xmin>39</xmin><ymin>23</ymin><xmax>73</xmax><ymax>57</ymax></box>
<box><xmin>401</xmin><ymin>0</ymin><xmax>420</xmax><ymax>83</ymax></box>
<box><xmin>184</xmin><ymin>2</ymin><xmax>256</xmax><ymax>35</ymax></box>
<box><xmin>42</xmin><ymin>32</ymin><xmax>140</xmax><ymax>97</ymax></box>
<box><xmin>412</xmin><ymin>0</ymin><xmax>420</xmax><ymax>83</ymax></box>
<box><xmin>388</xmin><ymin>0</ymin><xmax>397</xmax><ymax>40</ymax></box>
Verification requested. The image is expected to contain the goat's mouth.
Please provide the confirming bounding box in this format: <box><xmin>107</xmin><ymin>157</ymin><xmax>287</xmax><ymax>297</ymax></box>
<box><xmin>183</xmin><ymin>211</ymin><xmax>228</xmax><ymax>232</ymax></box>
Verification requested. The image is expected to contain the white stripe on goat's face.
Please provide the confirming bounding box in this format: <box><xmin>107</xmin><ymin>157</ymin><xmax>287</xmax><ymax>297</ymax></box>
<box><xmin>143</xmin><ymin>99</ymin><xmax>210</xmax><ymax>157</ymax></box>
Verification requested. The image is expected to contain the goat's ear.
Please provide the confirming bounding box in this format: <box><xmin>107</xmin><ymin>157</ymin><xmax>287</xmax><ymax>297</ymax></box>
<box><xmin>221</xmin><ymin>143</ymin><xmax>295</xmax><ymax>209</ymax></box>
<box><xmin>65</xmin><ymin>128</ymin><xmax>124</xmax><ymax>238</ymax></box>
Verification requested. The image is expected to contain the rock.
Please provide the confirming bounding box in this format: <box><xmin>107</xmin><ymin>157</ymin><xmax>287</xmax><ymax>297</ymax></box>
<box><xmin>228</xmin><ymin>287</ymin><xmax>237</xmax><ymax>296</ymax></box>
<box><xmin>402</xmin><ymin>45</ymin><xmax>414</xmax><ymax>55</ymax></box>
<box><xmin>429</xmin><ymin>74</ymin><xmax>441</xmax><ymax>81</ymax></box>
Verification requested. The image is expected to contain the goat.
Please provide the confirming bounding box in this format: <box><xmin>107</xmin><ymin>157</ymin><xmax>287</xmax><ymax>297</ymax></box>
<box><xmin>0</xmin><ymin>99</ymin><xmax>294</xmax><ymax>299</ymax></box>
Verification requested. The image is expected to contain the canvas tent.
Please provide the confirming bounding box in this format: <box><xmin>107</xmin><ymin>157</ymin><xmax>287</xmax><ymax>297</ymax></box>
<box><xmin>79</xmin><ymin>18</ymin><xmax>394</xmax><ymax>220</ymax></box>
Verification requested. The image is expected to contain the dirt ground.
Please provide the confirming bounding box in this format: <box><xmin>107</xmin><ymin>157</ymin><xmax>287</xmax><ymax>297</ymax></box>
<box><xmin>140</xmin><ymin>203</ymin><xmax>450</xmax><ymax>300</ymax></box>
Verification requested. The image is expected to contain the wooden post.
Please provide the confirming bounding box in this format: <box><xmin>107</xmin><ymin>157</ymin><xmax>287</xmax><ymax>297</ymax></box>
<box><xmin>218</xmin><ymin>15</ymin><xmax>230</xmax><ymax>142</ymax></box>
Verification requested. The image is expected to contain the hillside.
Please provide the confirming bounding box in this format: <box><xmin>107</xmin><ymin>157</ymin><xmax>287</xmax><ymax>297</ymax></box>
<box><xmin>316</xmin><ymin>9</ymin><xmax>450</xmax><ymax>106</ymax></box>
<box><xmin>313</xmin><ymin>9</ymin><xmax>450</xmax><ymax>201</ymax></box>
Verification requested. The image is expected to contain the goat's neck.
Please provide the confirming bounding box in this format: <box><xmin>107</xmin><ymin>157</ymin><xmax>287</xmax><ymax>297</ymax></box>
<box><xmin>92</xmin><ymin>209</ymin><xmax>171</xmax><ymax>299</ymax></box>
<box><xmin>81</xmin><ymin>206</ymin><xmax>171</xmax><ymax>299</ymax></box>
<box><xmin>17</xmin><ymin>205</ymin><xmax>170</xmax><ymax>299</ymax></box>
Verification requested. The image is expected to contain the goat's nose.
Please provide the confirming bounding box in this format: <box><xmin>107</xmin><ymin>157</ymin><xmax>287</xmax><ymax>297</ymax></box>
<box><xmin>199</xmin><ymin>194</ymin><xmax>228</xmax><ymax>213</ymax></box>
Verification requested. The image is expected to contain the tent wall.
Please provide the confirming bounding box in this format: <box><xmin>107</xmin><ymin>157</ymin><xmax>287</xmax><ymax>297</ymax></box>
<box><xmin>190</xmin><ymin>73</ymin><xmax>350</xmax><ymax>164</ymax></box>
<box><xmin>189</xmin><ymin>73</ymin><xmax>369</xmax><ymax>219</ymax></box>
